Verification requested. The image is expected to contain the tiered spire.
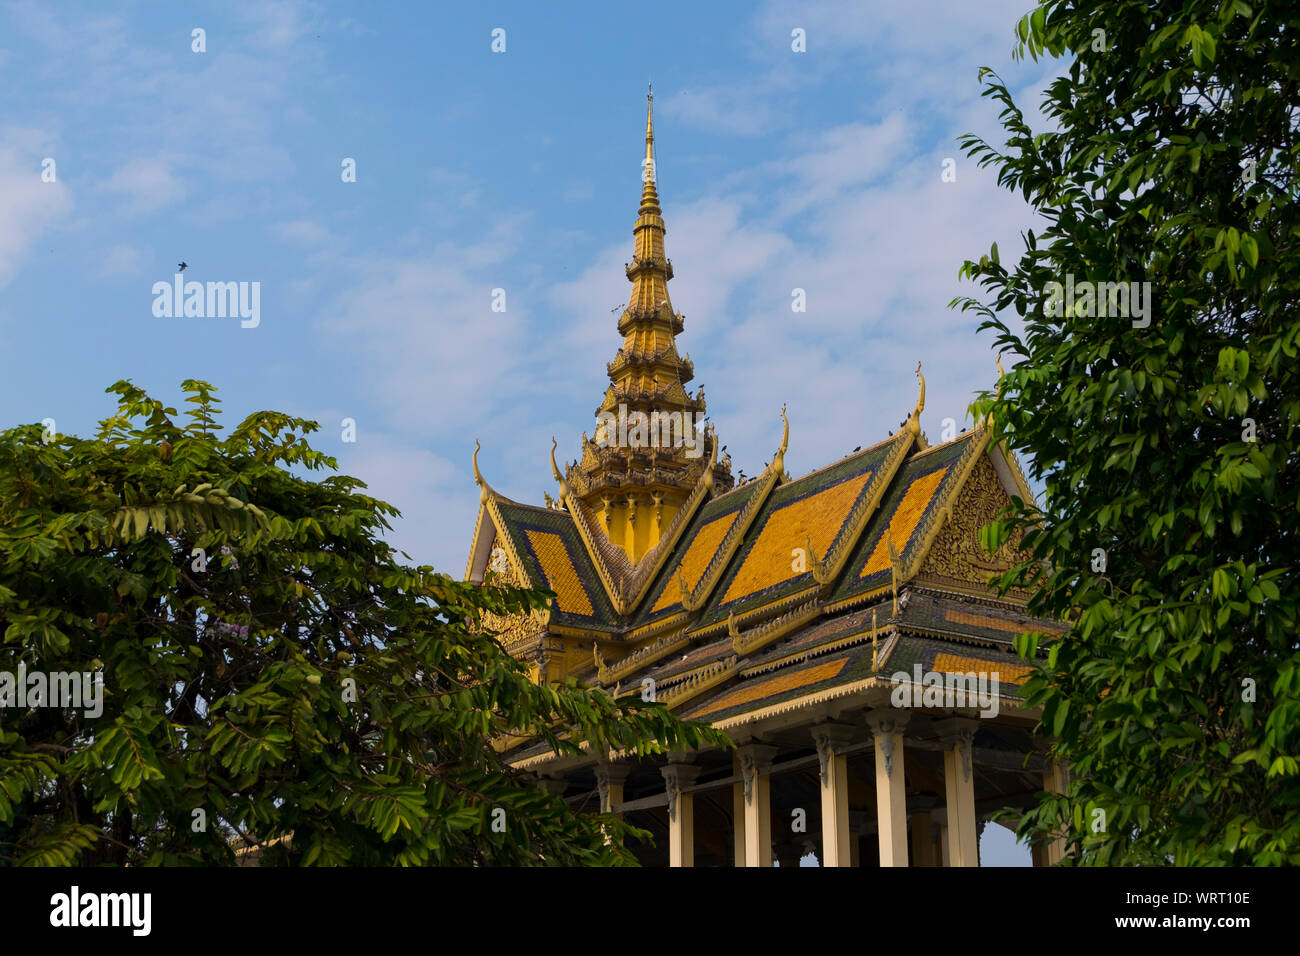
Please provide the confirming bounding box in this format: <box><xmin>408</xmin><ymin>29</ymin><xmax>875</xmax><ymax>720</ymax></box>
<box><xmin>567</xmin><ymin>87</ymin><xmax>732</xmax><ymax>562</ymax></box>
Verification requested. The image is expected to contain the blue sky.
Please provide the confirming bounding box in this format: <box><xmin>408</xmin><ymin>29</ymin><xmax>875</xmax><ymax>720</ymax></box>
<box><xmin>2</xmin><ymin>0</ymin><xmax>1058</xmax><ymax>863</ymax></box>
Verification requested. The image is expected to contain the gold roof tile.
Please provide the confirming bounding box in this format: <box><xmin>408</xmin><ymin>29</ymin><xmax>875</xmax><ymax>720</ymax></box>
<box><xmin>651</xmin><ymin>510</ymin><xmax>739</xmax><ymax>613</ymax></box>
<box><xmin>720</xmin><ymin>470</ymin><xmax>873</xmax><ymax>605</ymax></box>
<box><xmin>932</xmin><ymin>652</ymin><xmax>1033</xmax><ymax>684</ymax></box>
<box><xmin>686</xmin><ymin>655</ymin><xmax>851</xmax><ymax>719</ymax></box>
<box><xmin>524</xmin><ymin>529</ymin><xmax>595</xmax><ymax>616</ymax></box>
<box><xmin>860</xmin><ymin>467</ymin><xmax>948</xmax><ymax>577</ymax></box>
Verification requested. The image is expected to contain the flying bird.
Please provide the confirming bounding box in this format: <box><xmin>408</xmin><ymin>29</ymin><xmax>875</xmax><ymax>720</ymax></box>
<box><xmin>853</xmin><ymin>446</ymin><xmax>861</xmax><ymax>453</ymax></box>
<box><xmin>178</xmin><ymin>261</ymin><xmax>188</xmax><ymax>272</ymax></box>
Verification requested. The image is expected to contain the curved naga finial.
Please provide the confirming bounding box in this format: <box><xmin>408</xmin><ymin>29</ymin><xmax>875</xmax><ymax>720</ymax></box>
<box><xmin>549</xmin><ymin>437</ymin><xmax>569</xmax><ymax>498</ymax></box>
<box><xmin>909</xmin><ymin>362</ymin><xmax>926</xmax><ymax>433</ymax></box>
<box><xmin>770</xmin><ymin>404</ymin><xmax>790</xmax><ymax>477</ymax></box>
<box><xmin>727</xmin><ymin>610</ymin><xmax>740</xmax><ymax>641</ymax></box>
<box><xmin>472</xmin><ymin>440</ymin><xmax>492</xmax><ymax>503</ymax></box>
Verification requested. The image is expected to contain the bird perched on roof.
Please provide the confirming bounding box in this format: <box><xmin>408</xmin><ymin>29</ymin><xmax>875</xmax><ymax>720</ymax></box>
<box><xmin>853</xmin><ymin>446</ymin><xmax>861</xmax><ymax>452</ymax></box>
<box><xmin>178</xmin><ymin>261</ymin><xmax>187</xmax><ymax>272</ymax></box>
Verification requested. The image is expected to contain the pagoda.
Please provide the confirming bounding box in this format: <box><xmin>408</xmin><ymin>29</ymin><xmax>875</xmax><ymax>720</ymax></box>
<box><xmin>464</xmin><ymin>92</ymin><xmax>1066</xmax><ymax>867</ymax></box>
<box><xmin>568</xmin><ymin>87</ymin><xmax>732</xmax><ymax>565</ymax></box>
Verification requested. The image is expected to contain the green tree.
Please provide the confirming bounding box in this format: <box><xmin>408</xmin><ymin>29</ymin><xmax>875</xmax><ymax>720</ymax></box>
<box><xmin>0</xmin><ymin>380</ymin><xmax>726</xmax><ymax>865</ymax></box>
<box><xmin>953</xmin><ymin>0</ymin><xmax>1298</xmax><ymax>864</ymax></box>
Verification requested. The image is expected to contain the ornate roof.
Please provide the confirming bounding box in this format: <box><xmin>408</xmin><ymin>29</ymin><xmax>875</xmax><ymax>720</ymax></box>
<box><xmin>462</xmin><ymin>97</ymin><xmax>1059</xmax><ymax>753</ymax></box>
<box><xmin>469</xmin><ymin>385</ymin><xmax>1059</xmax><ymax>747</ymax></box>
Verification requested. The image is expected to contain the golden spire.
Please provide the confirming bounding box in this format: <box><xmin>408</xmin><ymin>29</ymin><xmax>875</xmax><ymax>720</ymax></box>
<box><xmin>565</xmin><ymin>90</ymin><xmax>734</xmax><ymax>563</ymax></box>
<box><xmin>640</xmin><ymin>83</ymin><xmax>659</xmax><ymax>211</ymax></box>
<box><xmin>645</xmin><ymin>83</ymin><xmax>655</xmax><ymax>171</ymax></box>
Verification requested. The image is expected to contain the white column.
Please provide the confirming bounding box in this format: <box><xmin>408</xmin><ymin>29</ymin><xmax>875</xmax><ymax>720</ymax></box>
<box><xmin>937</xmin><ymin>717</ymin><xmax>979</xmax><ymax>867</ymax></box>
<box><xmin>737</xmin><ymin>744</ymin><xmax>778</xmax><ymax>867</ymax></box>
<box><xmin>595</xmin><ymin>761</ymin><xmax>630</xmax><ymax>846</ymax></box>
<box><xmin>866</xmin><ymin>709</ymin><xmax>910</xmax><ymax>867</ymax></box>
<box><xmin>732</xmin><ymin>758</ymin><xmax>747</xmax><ymax>867</ymax></box>
<box><xmin>662</xmin><ymin>763</ymin><xmax>701</xmax><ymax>867</ymax></box>
<box><xmin>595</xmin><ymin>761</ymin><xmax>630</xmax><ymax>816</ymax></box>
<box><xmin>811</xmin><ymin>723</ymin><xmax>856</xmax><ymax>867</ymax></box>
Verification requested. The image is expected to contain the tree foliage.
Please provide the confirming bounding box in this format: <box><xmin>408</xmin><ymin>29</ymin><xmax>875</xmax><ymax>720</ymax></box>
<box><xmin>0</xmin><ymin>380</ymin><xmax>727</xmax><ymax>865</ymax></box>
<box><xmin>954</xmin><ymin>0</ymin><xmax>1299</xmax><ymax>864</ymax></box>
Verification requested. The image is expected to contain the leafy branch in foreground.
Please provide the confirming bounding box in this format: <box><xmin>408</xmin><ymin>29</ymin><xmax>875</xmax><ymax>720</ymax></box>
<box><xmin>953</xmin><ymin>0</ymin><xmax>1298</xmax><ymax>865</ymax></box>
<box><xmin>0</xmin><ymin>379</ymin><xmax>728</xmax><ymax>866</ymax></box>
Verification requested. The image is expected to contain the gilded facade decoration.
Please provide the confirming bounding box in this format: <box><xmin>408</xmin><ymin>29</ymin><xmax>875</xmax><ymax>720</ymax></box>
<box><xmin>478</xmin><ymin>533</ymin><xmax>549</xmax><ymax>656</ymax></box>
<box><xmin>920</xmin><ymin>453</ymin><xmax>1023</xmax><ymax>590</ymax></box>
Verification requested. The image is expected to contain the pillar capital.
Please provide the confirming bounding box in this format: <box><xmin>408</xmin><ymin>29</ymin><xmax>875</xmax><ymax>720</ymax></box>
<box><xmin>935</xmin><ymin>717</ymin><xmax>980</xmax><ymax>786</ymax></box>
<box><xmin>865</xmin><ymin>708</ymin><xmax>910</xmax><ymax>780</ymax></box>
<box><xmin>661</xmin><ymin>763</ymin><xmax>700</xmax><ymax>867</ymax></box>
<box><xmin>595</xmin><ymin>761</ymin><xmax>631</xmax><ymax>814</ymax></box>
<box><xmin>660</xmin><ymin>763</ymin><xmax>702</xmax><ymax>823</ymax></box>
<box><xmin>811</xmin><ymin>722</ymin><xmax>857</xmax><ymax>786</ymax></box>
<box><xmin>865</xmin><ymin>707</ymin><xmax>910</xmax><ymax>737</ymax></box>
<box><xmin>811</xmin><ymin>721</ymin><xmax>857</xmax><ymax>747</ymax></box>
<box><xmin>595</xmin><ymin>760</ymin><xmax>632</xmax><ymax>788</ymax></box>
<box><xmin>736</xmin><ymin>743</ymin><xmax>778</xmax><ymax>806</ymax></box>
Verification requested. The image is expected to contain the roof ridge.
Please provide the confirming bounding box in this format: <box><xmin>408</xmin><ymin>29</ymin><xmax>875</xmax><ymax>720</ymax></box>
<box><xmin>784</xmin><ymin>429</ymin><xmax>905</xmax><ymax>487</ymax></box>
<box><xmin>906</xmin><ymin>427</ymin><xmax>979</xmax><ymax>460</ymax></box>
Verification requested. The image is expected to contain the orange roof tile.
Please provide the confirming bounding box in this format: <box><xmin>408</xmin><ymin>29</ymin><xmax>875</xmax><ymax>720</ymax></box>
<box><xmin>860</xmin><ymin>467</ymin><xmax>947</xmax><ymax>577</ymax></box>
<box><xmin>524</xmin><ymin>529</ymin><xmax>595</xmax><ymax>616</ymax></box>
<box><xmin>720</xmin><ymin>471</ymin><xmax>872</xmax><ymax>605</ymax></box>
<box><xmin>932</xmin><ymin>652</ymin><xmax>1033</xmax><ymax>684</ymax></box>
<box><xmin>687</xmin><ymin>655</ymin><xmax>850</xmax><ymax>718</ymax></box>
<box><xmin>650</xmin><ymin>510</ymin><xmax>738</xmax><ymax>613</ymax></box>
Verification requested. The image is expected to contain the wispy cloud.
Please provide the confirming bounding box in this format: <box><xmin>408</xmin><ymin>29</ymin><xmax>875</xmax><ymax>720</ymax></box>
<box><xmin>0</xmin><ymin>130</ymin><xmax>73</xmax><ymax>286</ymax></box>
<box><xmin>97</xmin><ymin>243</ymin><xmax>143</xmax><ymax>279</ymax></box>
<box><xmin>104</xmin><ymin>158</ymin><xmax>185</xmax><ymax>213</ymax></box>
